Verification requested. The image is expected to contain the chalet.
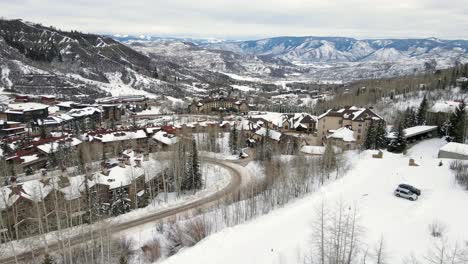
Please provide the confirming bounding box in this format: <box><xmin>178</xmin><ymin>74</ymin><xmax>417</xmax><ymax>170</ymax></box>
<box><xmin>317</xmin><ymin>106</ymin><xmax>384</xmax><ymax>146</ymax></box>
<box><xmin>282</xmin><ymin>113</ymin><xmax>317</xmax><ymax>133</ymax></box>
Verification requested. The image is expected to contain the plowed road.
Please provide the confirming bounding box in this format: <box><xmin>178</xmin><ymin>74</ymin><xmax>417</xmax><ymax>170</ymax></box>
<box><xmin>1</xmin><ymin>158</ymin><xmax>245</xmax><ymax>264</ymax></box>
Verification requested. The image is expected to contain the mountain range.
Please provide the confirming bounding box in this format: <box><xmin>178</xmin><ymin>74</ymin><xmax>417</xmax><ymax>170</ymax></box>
<box><xmin>115</xmin><ymin>35</ymin><xmax>468</xmax><ymax>81</ymax></box>
<box><xmin>0</xmin><ymin>18</ymin><xmax>467</xmax><ymax>100</ymax></box>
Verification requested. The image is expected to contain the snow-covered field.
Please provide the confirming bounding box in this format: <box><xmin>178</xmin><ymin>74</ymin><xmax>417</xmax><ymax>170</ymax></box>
<box><xmin>161</xmin><ymin>138</ymin><xmax>468</xmax><ymax>264</ymax></box>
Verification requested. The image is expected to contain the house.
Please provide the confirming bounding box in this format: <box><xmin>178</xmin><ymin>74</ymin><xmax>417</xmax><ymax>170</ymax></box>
<box><xmin>427</xmin><ymin>101</ymin><xmax>464</xmax><ymax>126</ymax></box>
<box><xmin>67</xmin><ymin>107</ymin><xmax>102</xmax><ymax>128</ymax></box>
<box><xmin>282</xmin><ymin>113</ymin><xmax>317</xmax><ymax>133</ymax></box>
<box><xmin>5</xmin><ymin>103</ymin><xmax>49</xmax><ymax>123</ymax></box>
<box><xmin>438</xmin><ymin>142</ymin><xmax>468</xmax><ymax>160</ymax></box>
<box><xmin>317</xmin><ymin>106</ymin><xmax>384</xmax><ymax>146</ymax></box>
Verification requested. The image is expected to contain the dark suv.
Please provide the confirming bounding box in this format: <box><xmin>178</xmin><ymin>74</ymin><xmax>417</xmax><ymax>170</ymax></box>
<box><xmin>398</xmin><ymin>184</ymin><xmax>421</xmax><ymax>196</ymax></box>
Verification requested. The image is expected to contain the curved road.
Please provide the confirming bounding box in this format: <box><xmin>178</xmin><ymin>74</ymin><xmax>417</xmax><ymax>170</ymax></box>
<box><xmin>1</xmin><ymin>158</ymin><xmax>245</xmax><ymax>264</ymax></box>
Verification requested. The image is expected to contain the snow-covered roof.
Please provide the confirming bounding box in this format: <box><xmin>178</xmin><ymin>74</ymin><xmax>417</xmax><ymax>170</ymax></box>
<box><xmin>67</xmin><ymin>107</ymin><xmax>102</xmax><ymax>117</ymax></box>
<box><xmin>327</xmin><ymin>127</ymin><xmax>356</xmax><ymax>142</ymax></box>
<box><xmin>153</xmin><ymin>131</ymin><xmax>178</xmax><ymax>145</ymax></box>
<box><xmin>255</xmin><ymin>127</ymin><xmax>282</xmax><ymax>141</ymax></box>
<box><xmin>319</xmin><ymin>106</ymin><xmax>383</xmax><ymax>121</ymax></box>
<box><xmin>439</xmin><ymin>142</ymin><xmax>468</xmax><ymax>156</ymax></box>
<box><xmin>93</xmin><ymin>130</ymin><xmax>147</xmax><ymax>143</ymax></box>
<box><xmin>56</xmin><ymin>101</ymin><xmax>75</xmax><ymax>108</ymax></box>
<box><xmin>95</xmin><ymin>165</ymin><xmax>145</xmax><ymax>190</ymax></box>
<box><xmin>6</xmin><ymin>102</ymin><xmax>48</xmax><ymax>113</ymax></box>
<box><xmin>300</xmin><ymin>145</ymin><xmax>341</xmax><ymax>155</ymax></box>
<box><xmin>387</xmin><ymin>125</ymin><xmax>438</xmax><ymax>139</ymax></box>
<box><xmin>429</xmin><ymin>101</ymin><xmax>462</xmax><ymax>114</ymax></box>
<box><xmin>37</xmin><ymin>138</ymin><xmax>82</xmax><ymax>154</ymax></box>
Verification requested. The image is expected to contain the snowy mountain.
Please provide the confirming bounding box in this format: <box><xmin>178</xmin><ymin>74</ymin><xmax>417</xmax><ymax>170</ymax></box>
<box><xmin>205</xmin><ymin>36</ymin><xmax>468</xmax><ymax>64</ymax></box>
<box><xmin>0</xmin><ymin>19</ymin><xmax>216</xmax><ymax>98</ymax></box>
<box><xmin>115</xmin><ymin>35</ymin><xmax>468</xmax><ymax>82</ymax></box>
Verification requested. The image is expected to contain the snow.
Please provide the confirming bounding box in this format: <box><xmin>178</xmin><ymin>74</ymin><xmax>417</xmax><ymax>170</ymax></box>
<box><xmin>20</xmin><ymin>154</ymin><xmax>39</xmax><ymax>164</ymax></box>
<box><xmin>255</xmin><ymin>127</ymin><xmax>282</xmax><ymax>141</ymax></box>
<box><xmin>404</xmin><ymin>125</ymin><xmax>438</xmax><ymax>138</ymax></box>
<box><xmin>95</xmin><ymin>130</ymin><xmax>147</xmax><ymax>143</ymax></box>
<box><xmin>300</xmin><ymin>145</ymin><xmax>340</xmax><ymax>155</ymax></box>
<box><xmin>327</xmin><ymin>127</ymin><xmax>356</xmax><ymax>142</ymax></box>
<box><xmin>67</xmin><ymin>107</ymin><xmax>102</xmax><ymax>117</ymax></box>
<box><xmin>152</xmin><ymin>131</ymin><xmax>178</xmax><ymax>145</ymax></box>
<box><xmin>136</xmin><ymin>107</ymin><xmax>162</xmax><ymax>115</ymax></box>
<box><xmin>37</xmin><ymin>138</ymin><xmax>82</xmax><ymax>153</ymax></box>
<box><xmin>430</xmin><ymin>101</ymin><xmax>462</xmax><ymax>113</ymax></box>
<box><xmin>439</xmin><ymin>142</ymin><xmax>468</xmax><ymax>156</ymax></box>
<box><xmin>95</xmin><ymin>164</ymin><xmax>145</xmax><ymax>190</ymax></box>
<box><xmin>160</xmin><ymin>139</ymin><xmax>468</xmax><ymax>264</ymax></box>
<box><xmin>7</xmin><ymin>102</ymin><xmax>48</xmax><ymax>112</ymax></box>
<box><xmin>387</xmin><ymin>125</ymin><xmax>438</xmax><ymax>139</ymax></box>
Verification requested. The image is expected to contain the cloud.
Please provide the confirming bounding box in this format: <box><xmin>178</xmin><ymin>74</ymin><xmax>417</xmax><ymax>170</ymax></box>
<box><xmin>1</xmin><ymin>0</ymin><xmax>467</xmax><ymax>39</ymax></box>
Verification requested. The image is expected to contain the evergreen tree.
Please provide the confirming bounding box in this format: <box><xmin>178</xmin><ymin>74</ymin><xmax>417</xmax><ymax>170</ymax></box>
<box><xmin>416</xmin><ymin>96</ymin><xmax>428</xmax><ymax>125</ymax></box>
<box><xmin>42</xmin><ymin>253</ymin><xmax>55</xmax><ymax>264</ymax></box>
<box><xmin>110</xmin><ymin>187</ymin><xmax>131</xmax><ymax>216</ymax></box>
<box><xmin>182</xmin><ymin>139</ymin><xmax>202</xmax><ymax>191</ymax></box>
<box><xmin>391</xmin><ymin>122</ymin><xmax>407</xmax><ymax>153</ymax></box>
<box><xmin>403</xmin><ymin>107</ymin><xmax>417</xmax><ymax>128</ymax></box>
<box><xmin>374</xmin><ymin>121</ymin><xmax>388</xmax><ymax>149</ymax></box>
<box><xmin>449</xmin><ymin>100</ymin><xmax>466</xmax><ymax>143</ymax></box>
<box><xmin>229</xmin><ymin>125</ymin><xmax>239</xmax><ymax>154</ymax></box>
<box><xmin>364</xmin><ymin>120</ymin><xmax>376</xmax><ymax>150</ymax></box>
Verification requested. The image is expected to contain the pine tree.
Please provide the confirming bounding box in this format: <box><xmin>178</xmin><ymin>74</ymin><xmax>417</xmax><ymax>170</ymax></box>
<box><xmin>229</xmin><ymin>125</ymin><xmax>239</xmax><ymax>154</ymax></box>
<box><xmin>449</xmin><ymin>100</ymin><xmax>466</xmax><ymax>143</ymax></box>
<box><xmin>374</xmin><ymin>121</ymin><xmax>388</xmax><ymax>149</ymax></box>
<box><xmin>111</xmin><ymin>187</ymin><xmax>131</xmax><ymax>216</ymax></box>
<box><xmin>364</xmin><ymin>120</ymin><xmax>376</xmax><ymax>150</ymax></box>
<box><xmin>392</xmin><ymin>122</ymin><xmax>407</xmax><ymax>153</ymax></box>
<box><xmin>416</xmin><ymin>96</ymin><xmax>428</xmax><ymax>125</ymax></box>
<box><xmin>182</xmin><ymin>139</ymin><xmax>202</xmax><ymax>191</ymax></box>
<box><xmin>42</xmin><ymin>253</ymin><xmax>55</xmax><ymax>264</ymax></box>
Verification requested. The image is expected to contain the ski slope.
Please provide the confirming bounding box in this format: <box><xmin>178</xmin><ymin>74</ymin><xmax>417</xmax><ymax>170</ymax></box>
<box><xmin>162</xmin><ymin>138</ymin><xmax>468</xmax><ymax>264</ymax></box>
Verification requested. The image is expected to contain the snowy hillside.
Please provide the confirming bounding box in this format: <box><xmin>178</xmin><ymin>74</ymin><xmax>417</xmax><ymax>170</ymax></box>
<box><xmin>160</xmin><ymin>139</ymin><xmax>468</xmax><ymax>264</ymax></box>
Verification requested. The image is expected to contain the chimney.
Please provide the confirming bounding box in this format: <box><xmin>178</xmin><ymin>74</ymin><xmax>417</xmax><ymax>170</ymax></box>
<box><xmin>135</xmin><ymin>158</ymin><xmax>142</xmax><ymax>168</ymax></box>
<box><xmin>118</xmin><ymin>158</ymin><xmax>126</xmax><ymax>168</ymax></box>
<box><xmin>10</xmin><ymin>176</ymin><xmax>17</xmax><ymax>188</ymax></box>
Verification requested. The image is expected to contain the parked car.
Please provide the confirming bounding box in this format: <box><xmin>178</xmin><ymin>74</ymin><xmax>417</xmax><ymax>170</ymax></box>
<box><xmin>398</xmin><ymin>184</ymin><xmax>421</xmax><ymax>196</ymax></box>
<box><xmin>394</xmin><ymin>187</ymin><xmax>418</xmax><ymax>201</ymax></box>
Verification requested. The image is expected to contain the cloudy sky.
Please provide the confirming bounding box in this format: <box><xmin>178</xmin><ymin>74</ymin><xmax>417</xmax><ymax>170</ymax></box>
<box><xmin>1</xmin><ymin>0</ymin><xmax>468</xmax><ymax>40</ymax></box>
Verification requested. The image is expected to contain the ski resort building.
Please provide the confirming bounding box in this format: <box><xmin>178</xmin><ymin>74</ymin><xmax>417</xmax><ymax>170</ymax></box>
<box><xmin>317</xmin><ymin>106</ymin><xmax>384</xmax><ymax>146</ymax></box>
<box><xmin>189</xmin><ymin>98</ymin><xmax>249</xmax><ymax>114</ymax></box>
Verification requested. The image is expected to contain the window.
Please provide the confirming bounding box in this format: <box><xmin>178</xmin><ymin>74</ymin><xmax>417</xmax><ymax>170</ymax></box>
<box><xmin>358</xmin><ymin>124</ymin><xmax>362</xmax><ymax>127</ymax></box>
<box><xmin>358</xmin><ymin>129</ymin><xmax>361</xmax><ymax>133</ymax></box>
<box><xmin>338</xmin><ymin>120</ymin><xmax>343</xmax><ymax>125</ymax></box>
<box><xmin>357</xmin><ymin>135</ymin><xmax>361</xmax><ymax>140</ymax></box>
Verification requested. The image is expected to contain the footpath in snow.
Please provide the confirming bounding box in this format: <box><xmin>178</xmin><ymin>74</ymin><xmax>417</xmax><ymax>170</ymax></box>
<box><xmin>161</xmin><ymin>138</ymin><xmax>468</xmax><ymax>264</ymax></box>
